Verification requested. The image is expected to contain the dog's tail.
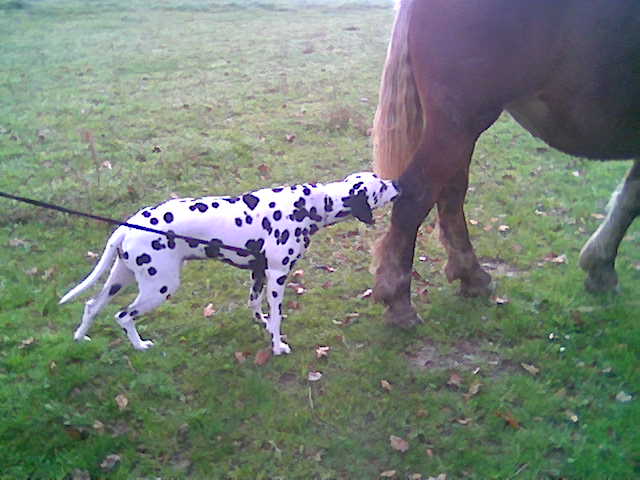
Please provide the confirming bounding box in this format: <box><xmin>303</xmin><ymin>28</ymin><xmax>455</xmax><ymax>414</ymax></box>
<box><xmin>59</xmin><ymin>227</ymin><xmax>126</xmax><ymax>304</ymax></box>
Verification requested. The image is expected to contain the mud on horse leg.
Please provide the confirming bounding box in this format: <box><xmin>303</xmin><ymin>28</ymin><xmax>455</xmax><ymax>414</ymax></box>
<box><xmin>579</xmin><ymin>160</ymin><xmax>640</xmax><ymax>292</ymax></box>
<box><xmin>437</xmin><ymin>169</ymin><xmax>493</xmax><ymax>297</ymax></box>
<box><xmin>373</xmin><ymin>161</ymin><xmax>434</xmax><ymax>328</ymax></box>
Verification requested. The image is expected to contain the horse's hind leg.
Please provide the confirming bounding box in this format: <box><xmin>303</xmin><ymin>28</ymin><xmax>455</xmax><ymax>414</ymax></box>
<box><xmin>373</xmin><ymin>110</ymin><xmax>494</xmax><ymax>327</ymax></box>
<box><xmin>437</xmin><ymin>170</ymin><xmax>492</xmax><ymax>297</ymax></box>
<box><xmin>579</xmin><ymin>160</ymin><xmax>640</xmax><ymax>292</ymax></box>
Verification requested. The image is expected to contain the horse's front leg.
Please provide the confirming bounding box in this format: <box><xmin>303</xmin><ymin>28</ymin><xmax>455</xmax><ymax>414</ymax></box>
<box><xmin>373</xmin><ymin>166</ymin><xmax>435</xmax><ymax>327</ymax></box>
<box><xmin>437</xmin><ymin>170</ymin><xmax>492</xmax><ymax>297</ymax></box>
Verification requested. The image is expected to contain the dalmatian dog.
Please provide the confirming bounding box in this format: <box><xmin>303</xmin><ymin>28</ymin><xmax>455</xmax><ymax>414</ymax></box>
<box><xmin>60</xmin><ymin>172</ymin><xmax>400</xmax><ymax>355</ymax></box>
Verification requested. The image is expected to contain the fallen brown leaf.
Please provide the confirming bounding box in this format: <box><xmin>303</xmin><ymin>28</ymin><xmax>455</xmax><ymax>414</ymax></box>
<box><xmin>203</xmin><ymin>303</ymin><xmax>216</xmax><ymax>317</ymax></box>
<box><xmin>389</xmin><ymin>435</ymin><xmax>409</xmax><ymax>452</ymax></box>
<box><xmin>100</xmin><ymin>454</ymin><xmax>121</xmax><ymax>472</ymax></box>
<box><xmin>496</xmin><ymin>411</ymin><xmax>521</xmax><ymax>429</ymax></box>
<box><xmin>315</xmin><ymin>345</ymin><xmax>330</xmax><ymax>359</ymax></box>
<box><xmin>447</xmin><ymin>372</ymin><xmax>463</xmax><ymax>388</ymax></box>
<box><xmin>380</xmin><ymin>470</ymin><xmax>397</xmax><ymax>478</ymax></box>
<box><xmin>115</xmin><ymin>394</ymin><xmax>128</xmax><ymax>411</ymax></box>
<box><xmin>521</xmin><ymin>363</ymin><xmax>540</xmax><ymax>375</ymax></box>
<box><xmin>380</xmin><ymin>379</ymin><xmax>392</xmax><ymax>392</ymax></box>
<box><xmin>463</xmin><ymin>381</ymin><xmax>482</xmax><ymax>400</ymax></box>
<box><xmin>254</xmin><ymin>349</ymin><xmax>272</xmax><ymax>366</ymax></box>
<box><xmin>234</xmin><ymin>351</ymin><xmax>250</xmax><ymax>364</ymax></box>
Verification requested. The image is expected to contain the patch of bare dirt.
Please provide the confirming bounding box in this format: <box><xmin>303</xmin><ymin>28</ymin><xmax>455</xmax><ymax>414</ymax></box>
<box><xmin>406</xmin><ymin>339</ymin><xmax>513</xmax><ymax>376</ymax></box>
<box><xmin>479</xmin><ymin>256</ymin><xmax>527</xmax><ymax>278</ymax></box>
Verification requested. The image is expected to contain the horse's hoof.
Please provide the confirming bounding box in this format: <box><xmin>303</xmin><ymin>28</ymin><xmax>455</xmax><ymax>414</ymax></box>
<box><xmin>584</xmin><ymin>269</ymin><xmax>619</xmax><ymax>294</ymax></box>
<box><xmin>384</xmin><ymin>302</ymin><xmax>423</xmax><ymax>328</ymax></box>
<box><xmin>458</xmin><ymin>279</ymin><xmax>495</xmax><ymax>298</ymax></box>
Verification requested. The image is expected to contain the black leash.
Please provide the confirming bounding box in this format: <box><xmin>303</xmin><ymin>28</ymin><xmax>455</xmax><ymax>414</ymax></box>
<box><xmin>0</xmin><ymin>191</ymin><xmax>254</xmax><ymax>257</ymax></box>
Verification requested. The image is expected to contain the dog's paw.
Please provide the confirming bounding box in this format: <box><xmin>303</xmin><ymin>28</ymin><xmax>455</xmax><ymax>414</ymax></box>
<box><xmin>272</xmin><ymin>342</ymin><xmax>291</xmax><ymax>355</ymax></box>
<box><xmin>73</xmin><ymin>333</ymin><xmax>92</xmax><ymax>342</ymax></box>
<box><xmin>134</xmin><ymin>340</ymin><xmax>155</xmax><ymax>351</ymax></box>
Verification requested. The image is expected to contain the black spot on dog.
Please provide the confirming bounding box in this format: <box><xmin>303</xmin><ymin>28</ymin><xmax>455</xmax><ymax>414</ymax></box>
<box><xmin>160</xmin><ymin>286</ymin><xmax>168</xmax><ymax>294</ymax></box>
<box><xmin>273</xmin><ymin>210</ymin><xmax>282</xmax><ymax>221</ymax></box>
<box><xmin>288</xmin><ymin>248</ymin><xmax>294</xmax><ymax>255</ymax></box>
<box><xmin>163</xmin><ymin>212</ymin><xmax>174</xmax><ymax>223</ymax></box>
<box><xmin>295</xmin><ymin>227</ymin><xmax>302</xmax><ymax>237</ymax></box>
<box><xmin>136</xmin><ymin>253</ymin><xmax>151</xmax><ymax>265</ymax></box>
<box><xmin>245</xmin><ymin>215</ymin><xmax>253</xmax><ymax>225</ymax></box>
<box><xmin>262</xmin><ymin>217</ymin><xmax>272</xmax><ymax>234</ymax></box>
<box><xmin>130</xmin><ymin>310</ymin><xmax>139</xmax><ymax>317</ymax></box>
<box><xmin>118</xmin><ymin>311</ymin><xmax>128</xmax><ymax>319</ymax></box>
<box><xmin>269</xmin><ymin>201</ymin><xmax>276</xmax><ymax>208</ymax></box>
<box><xmin>150</xmin><ymin>218</ymin><xmax>159</xmax><ymax>225</ymax></box>
<box><xmin>324</xmin><ymin>196</ymin><xmax>334</xmax><ymax>212</ymax></box>
<box><xmin>122</xmin><ymin>251</ymin><xmax>129</xmax><ymax>260</ymax></box>
<box><xmin>108</xmin><ymin>284</ymin><xmax>121</xmax><ymax>296</ymax></box>
<box><xmin>279</xmin><ymin>230</ymin><xmax>290</xmax><ymax>245</ymax></box>
<box><xmin>245</xmin><ymin>238</ymin><xmax>265</xmax><ymax>253</ymax></box>
<box><xmin>223</xmin><ymin>197</ymin><xmax>240</xmax><ymax>204</ymax></box>
<box><xmin>272</xmin><ymin>291</ymin><xmax>278</xmax><ymax>298</ymax></box>
<box><xmin>303</xmin><ymin>187</ymin><xmax>311</xmax><ymax>195</ymax></box>
<box><xmin>272</xmin><ymin>187</ymin><xmax>284</xmax><ymax>193</ymax></box>
<box><xmin>282</xmin><ymin>256</ymin><xmax>290</xmax><ymax>265</ymax></box>
<box><xmin>309</xmin><ymin>224</ymin><xmax>319</xmax><ymax>235</ymax></box>
<box><xmin>148</xmin><ymin>267</ymin><xmax>157</xmax><ymax>276</ymax></box>
<box><xmin>187</xmin><ymin>238</ymin><xmax>200</xmax><ymax>248</ymax></box>
<box><xmin>276</xmin><ymin>275</ymin><xmax>287</xmax><ymax>285</ymax></box>
<box><xmin>142</xmin><ymin>211</ymin><xmax>151</xmax><ymax>218</ymax></box>
<box><xmin>151</xmin><ymin>239</ymin><xmax>165</xmax><ymax>250</ymax></box>
<box><xmin>242</xmin><ymin>193</ymin><xmax>260</xmax><ymax>210</ymax></box>
<box><xmin>212</xmin><ymin>201</ymin><xmax>220</xmax><ymax>208</ymax></box>
<box><xmin>189</xmin><ymin>202</ymin><xmax>208</xmax><ymax>212</ymax></box>
<box><xmin>235</xmin><ymin>218</ymin><xmax>243</xmax><ymax>227</ymax></box>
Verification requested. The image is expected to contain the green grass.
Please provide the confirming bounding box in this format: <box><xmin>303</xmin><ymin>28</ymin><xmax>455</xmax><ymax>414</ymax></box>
<box><xmin>1</xmin><ymin>1</ymin><xmax>639</xmax><ymax>478</ymax></box>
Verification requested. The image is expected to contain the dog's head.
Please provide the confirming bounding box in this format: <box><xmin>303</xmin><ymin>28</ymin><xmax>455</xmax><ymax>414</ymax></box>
<box><xmin>341</xmin><ymin>172</ymin><xmax>401</xmax><ymax>225</ymax></box>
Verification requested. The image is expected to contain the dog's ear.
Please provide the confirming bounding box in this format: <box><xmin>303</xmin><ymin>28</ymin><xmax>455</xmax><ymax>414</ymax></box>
<box><xmin>342</xmin><ymin>190</ymin><xmax>374</xmax><ymax>225</ymax></box>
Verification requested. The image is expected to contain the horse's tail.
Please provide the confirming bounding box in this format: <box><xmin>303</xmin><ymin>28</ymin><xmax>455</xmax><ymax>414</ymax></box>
<box><xmin>372</xmin><ymin>0</ymin><xmax>424</xmax><ymax>180</ymax></box>
<box><xmin>59</xmin><ymin>227</ymin><xmax>126</xmax><ymax>304</ymax></box>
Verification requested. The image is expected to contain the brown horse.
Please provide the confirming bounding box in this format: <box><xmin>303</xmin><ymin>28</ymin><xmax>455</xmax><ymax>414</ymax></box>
<box><xmin>372</xmin><ymin>0</ymin><xmax>640</xmax><ymax>326</ymax></box>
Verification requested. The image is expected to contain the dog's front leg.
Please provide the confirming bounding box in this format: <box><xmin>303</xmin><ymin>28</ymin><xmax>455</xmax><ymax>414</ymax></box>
<box><xmin>264</xmin><ymin>269</ymin><xmax>291</xmax><ymax>355</ymax></box>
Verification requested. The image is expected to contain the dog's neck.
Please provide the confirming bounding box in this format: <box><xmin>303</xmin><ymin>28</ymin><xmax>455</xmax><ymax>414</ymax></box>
<box><xmin>309</xmin><ymin>180</ymin><xmax>368</xmax><ymax>228</ymax></box>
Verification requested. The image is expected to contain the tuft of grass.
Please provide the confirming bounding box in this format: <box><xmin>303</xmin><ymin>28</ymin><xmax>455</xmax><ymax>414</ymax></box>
<box><xmin>1</xmin><ymin>1</ymin><xmax>639</xmax><ymax>479</ymax></box>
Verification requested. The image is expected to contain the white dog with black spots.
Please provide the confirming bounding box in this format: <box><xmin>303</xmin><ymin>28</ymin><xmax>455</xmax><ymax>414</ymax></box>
<box><xmin>60</xmin><ymin>172</ymin><xmax>400</xmax><ymax>355</ymax></box>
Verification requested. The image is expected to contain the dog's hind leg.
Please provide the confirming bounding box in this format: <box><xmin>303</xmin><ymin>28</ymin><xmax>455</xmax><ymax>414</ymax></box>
<box><xmin>74</xmin><ymin>257</ymin><xmax>134</xmax><ymax>342</ymax></box>
<box><xmin>264</xmin><ymin>269</ymin><xmax>291</xmax><ymax>355</ymax></box>
<box><xmin>115</xmin><ymin>264</ymin><xmax>181</xmax><ymax>350</ymax></box>
<box><xmin>248</xmin><ymin>270</ymin><xmax>266</xmax><ymax>326</ymax></box>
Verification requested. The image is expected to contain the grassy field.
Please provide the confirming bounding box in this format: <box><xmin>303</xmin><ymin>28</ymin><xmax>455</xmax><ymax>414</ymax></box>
<box><xmin>1</xmin><ymin>1</ymin><xmax>639</xmax><ymax>478</ymax></box>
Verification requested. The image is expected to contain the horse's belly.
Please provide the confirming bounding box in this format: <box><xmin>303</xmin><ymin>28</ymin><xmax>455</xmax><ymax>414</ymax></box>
<box><xmin>506</xmin><ymin>91</ymin><xmax>640</xmax><ymax>160</ymax></box>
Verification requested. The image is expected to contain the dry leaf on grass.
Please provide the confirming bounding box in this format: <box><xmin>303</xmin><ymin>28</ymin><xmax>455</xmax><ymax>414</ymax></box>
<box><xmin>447</xmin><ymin>372</ymin><xmax>463</xmax><ymax>388</ymax></box>
<box><xmin>203</xmin><ymin>303</ymin><xmax>216</xmax><ymax>317</ymax></box>
<box><xmin>389</xmin><ymin>435</ymin><xmax>409</xmax><ymax>452</ymax></box>
<box><xmin>308</xmin><ymin>371</ymin><xmax>323</xmax><ymax>382</ymax></box>
<box><xmin>380</xmin><ymin>379</ymin><xmax>392</xmax><ymax>392</ymax></box>
<box><xmin>254</xmin><ymin>349</ymin><xmax>272</xmax><ymax>366</ymax></box>
<box><xmin>463</xmin><ymin>381</ymin><xmax>482</xmax><ymax>400</ymax></box>
<box><xmin>115</xmin><ymin>394</ymin><xmax>128</xmax><ymax>411</ymax></box>
<box><xmin>521</xmin><ymin>363</ymin><xmax>540</xmax><ymax>375</ymax></box>
<box><xmin>100</xmin><ymin>454</ymin><xmax>121</xmax><ymax>472</ymax></box>
<box><xmin>616</xmin><ymin>391</ymin><xmax>632</xmax><ymax>403</ymax></box>
<box><xmin>496</xmin><ymin>411</ymin><xmax>521</xmax><ymax>429</ymax></box>
<box><xmin>380</xmin><ymin>470</ymin><xmax>397</xmax><ymax>478</ymax></box>
<box><xmin>315</xmin><ymin>346</ymin><xmax>330</xmax><ymax>359</ymax></box>
<box><xmin>234</xmin><ymin>351</ymin><xmax>250</xmax><ymax>364</ymax></box>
